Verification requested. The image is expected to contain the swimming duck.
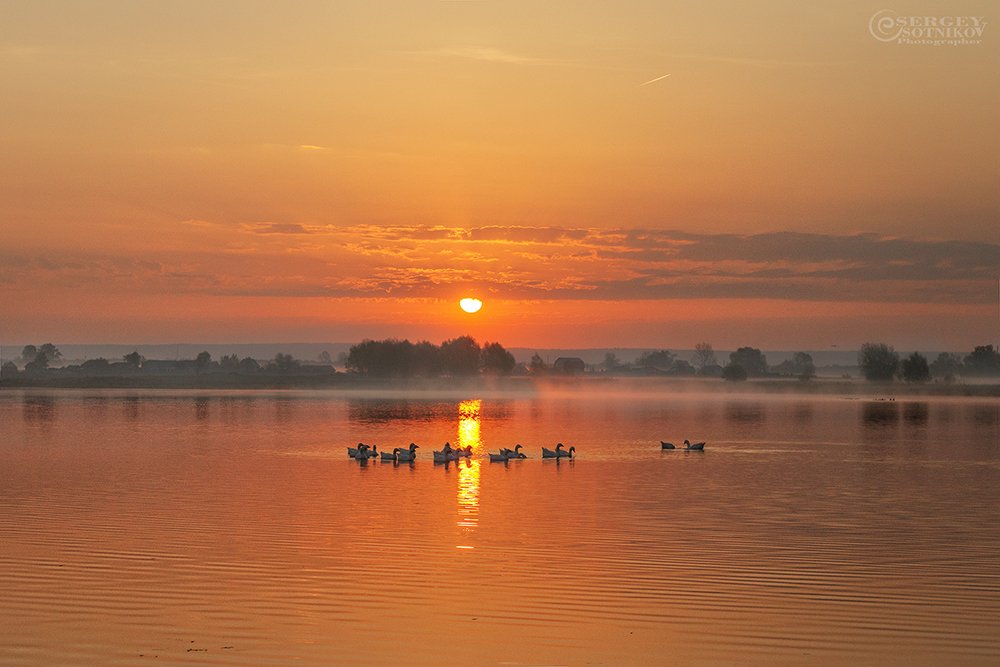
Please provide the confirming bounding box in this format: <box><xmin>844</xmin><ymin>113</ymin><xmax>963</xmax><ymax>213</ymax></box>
<box><xmin>661</xmin><ymin>441</ymin><xmax>676</xmax><ymax>450</ymax></box>
<box><xmin>380</xmin><ymin>447</ymin><xmax>399</xmax><ymax>462</ymax></box>
<box><xmin>684</xmin><ymin>439</ymin><xmax>706</xmax><ymax>451</ymax></box>
<box><xmin>347</xmin><ymin>442</ymin><xmax>366</xmax><ymax>458</ymax></box>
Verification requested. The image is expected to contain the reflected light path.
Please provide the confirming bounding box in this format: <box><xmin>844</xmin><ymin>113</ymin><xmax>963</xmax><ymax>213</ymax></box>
<box><xmin>456</xmin><ymin>400</ymin><xmax>482</xmax><ymax>541</ymax></box>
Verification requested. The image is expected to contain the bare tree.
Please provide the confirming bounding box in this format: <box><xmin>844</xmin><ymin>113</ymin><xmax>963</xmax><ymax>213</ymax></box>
<box><xmin>693</xmin><ymin>343</ymin><xmax>716</xmax><ymax>370</ymax></box>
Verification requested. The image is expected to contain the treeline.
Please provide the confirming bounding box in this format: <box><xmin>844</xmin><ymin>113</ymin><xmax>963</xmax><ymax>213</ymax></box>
<box><xmin>858</xmin><ymin>343</ymin><xmax>1000</xmax><ymax>383</ymax></box>
<box><xmin>8</xmin><ymin>343</ymin><xmax>62</xmax><ymax>372</ymax></box>
<box><xmin>592</xmin><ymin>344</ymin><xmax>815</xmax><ymax>381</ymax></box>
<box><xmin>346</xmin><ymin>336</ymin><xmax>515</xmax><ymax>377</ymax></box>
<box><xmin>1</xmin><ymin>345</ymin><xmax>333</xmax><ymax>378</ymax></box>
<box><xmin>5</xmin><ymin>341</ymin><xmax>998</xmax><ymax>384</ymax></box>
<box><xmin>594</xmin><ymin>342</ymin><xmax>1000</xmax><ymax>383</ymax></box>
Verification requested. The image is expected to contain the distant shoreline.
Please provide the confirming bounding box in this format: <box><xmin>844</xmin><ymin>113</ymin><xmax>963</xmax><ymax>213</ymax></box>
<box><xmin>2</xmin><ymin>375</ymin><xmax>998</xmax><ymax>398</ymax></box>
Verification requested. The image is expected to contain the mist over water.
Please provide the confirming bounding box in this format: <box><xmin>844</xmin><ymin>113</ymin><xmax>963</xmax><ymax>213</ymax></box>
<box><xmin>1</xmin><ymin>389</ymin><xmax>998</xmax><ymax>665</ymax></box>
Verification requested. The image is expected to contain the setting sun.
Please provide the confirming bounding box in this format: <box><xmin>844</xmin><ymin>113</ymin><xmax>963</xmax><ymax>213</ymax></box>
<box><xmin>460</xmin><ymin>298</ymin><xmax>483</xmax><ymax>314</ymax></box>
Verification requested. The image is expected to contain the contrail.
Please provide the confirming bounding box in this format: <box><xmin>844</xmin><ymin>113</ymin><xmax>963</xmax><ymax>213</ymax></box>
<box><xmin>639</xmin><ymin>73</ymin><xmax>672</xmax><ymax>86</ymax></box>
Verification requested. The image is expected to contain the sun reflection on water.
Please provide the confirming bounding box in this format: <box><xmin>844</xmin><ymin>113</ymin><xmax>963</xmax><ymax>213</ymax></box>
<box><xmin>458</xmin><ymin>399</ymin><xmax>481</xmax><ymax>452</ymax></box>
<box><xmin>456</xmin><ymin>400</ymin><xmax>482</xmax><ymax>540</ymax></box>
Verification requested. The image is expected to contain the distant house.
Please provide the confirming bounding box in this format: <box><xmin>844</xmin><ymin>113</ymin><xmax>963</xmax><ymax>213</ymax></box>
<box><xmin>552</xmin><ymin>357</ymin><xmax>586</xmax><ymax>375</ymax></box>
<box><xmin>239</xmin><ymin>357</ymin><xmax>261</xmax><ymax>373</ymax></box>
<box><xmin>107</xmin><ymin>362</ymin><xmax>139</xmax><ymax>376</ymax></box>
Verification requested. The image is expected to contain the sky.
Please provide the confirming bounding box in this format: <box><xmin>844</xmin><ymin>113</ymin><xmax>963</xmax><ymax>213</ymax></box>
<box><xmin>1</xmin><ymin>0</ymin><xmax>998</xmax><ymax>351</ymax></box>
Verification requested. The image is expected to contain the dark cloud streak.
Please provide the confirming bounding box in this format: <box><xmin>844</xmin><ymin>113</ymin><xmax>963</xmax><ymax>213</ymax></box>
<box><xmin>2</xmin><ymin>226</ymin><xmax>996</xmax><ymax>304</ymax></box>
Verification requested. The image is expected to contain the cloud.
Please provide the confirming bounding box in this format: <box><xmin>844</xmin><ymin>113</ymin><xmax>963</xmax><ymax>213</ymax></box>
<box><xmin>469</xmin><ymin>226</ymin><xmax>590</xmax><ymax>243</ymax></box>
<box><xmin>2</xmin><ymin>226</ymin><xmax>996</xmax><ymax>305</ymax></box>
<box><xmin>247</xmin><ymin>223</ymin><xmax>316</xmax><ymax>235</ymax></box>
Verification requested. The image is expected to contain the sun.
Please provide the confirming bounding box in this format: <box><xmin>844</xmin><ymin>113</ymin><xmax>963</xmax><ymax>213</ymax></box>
<box><xmin>459</xmin><ymin>298</ymin><xmax>483</xmax><ymax>314</ymax></box>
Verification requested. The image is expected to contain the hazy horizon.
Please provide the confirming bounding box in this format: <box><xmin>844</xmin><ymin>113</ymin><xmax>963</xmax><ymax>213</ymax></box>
<box><xmin>1</xmin><ymin>340</ymin><xmax>976</xmax><ymax>370</ymax></box>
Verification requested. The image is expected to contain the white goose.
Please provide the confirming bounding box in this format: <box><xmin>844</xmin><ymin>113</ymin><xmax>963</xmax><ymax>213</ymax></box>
<box><xmin>542</xmin><ymin>443</ymin><xmax>570</xmax><ymax>459</ymax></box>
<box><xmin>433</xmin><ymin>442</ymin><xmax>460</xmax><ymax>463</ymax></box>
<box><xmin>396</xmin><ymin>443</ymin><xmax>419</xmax><ymax>462</ymax></box>
<box><xmin>500</xmin><ymin>444</ymin><xmax>527</xmax><ymax>459</ymax></box>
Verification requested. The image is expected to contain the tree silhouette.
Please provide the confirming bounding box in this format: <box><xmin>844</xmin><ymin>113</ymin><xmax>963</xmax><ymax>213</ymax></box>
<box><xmin>722</xmin><ymin>363</ymin><xmax>748</xmax><ymax>381</ymax></box>
<box><xmin>440</xmin><ymin>336</ymin><xmax>481</xmax><ymax>376</ymax></box>
<box><xmin>39</xmin><ymin>344</ymin><xmax>62</xmax><ymax>364</ymax></box>
<box><xmin>271</xmin><ymin>353</ymin><xmax>301</xmax><ymax>372</ymax></box>
<box><xmin>773</xmin><ymin>352</ymin><xmax>815</xmax><ymax>380</ymax></box>
<box><xmin>601</xmin><ymin>352</ymin><xmax>622</xmax><ymax>372</ymax></box>
<box><xmin>123</xmin><ymin>351</ymin><xmax>144</xmax><ymax>367</ymax></box>
<box><xmin>25</xmin><ymin>352</ymin><xmax>49</xmax><ymax>372</ymax></box>
<box><xmin>859</xmin><ymin>343</ymin><xmax>899</xmax><ymax>381</ymax></box>
<box><xmin>347</xmin><ymin>338</ymin><xmax>413</xmax><ymax>377</ymax></box>
<box><xmin>195</xmin><ymin>351</ymin><xmax>212</xmax><ymax>374</ymax></box>
<box><xmin>19</xmin><ymin>344</ymin><xmax>61</xmax><ymax>367</ymax></box>
<box><xmin>19</xmin><ymin>345</ymin><xmax>37</xmax><ymax>366</ymax></box>
<box><xmin>636</xmin><ymin>349</ymin><xmax>675</xmax><ymax>371</ymax></box>
<box><xmin>693</xmin><ymin>343</ymin><xmax>716</xmax><ymax>371</ymax></box>
<box><xmin>481</xmin><ymin>342</ymin><xmax>516</xmax><ymax>375</ymax></box>
<box><xmin>670</xmin><ymin>359</ymin><xmax>697</xmax><ymax>376</ymax></box>
<box><xmin>410</xmin><ymin>341</ymin><xmax>442</xmax><ymax>377</ymax></box>
<box><xmin>729</xmin><ymin>347</ymin><xmax>768</xmax><ymax>377</ymax></box>
<box><xmin>530</xmin><ymin>353</ymin><xmax>547</xmax><ymax>374</ymax></box>
<box><xmin>929</xmin><ymin>352</ymin><xmax>962</xmax><ymax>381</ymax></box>
<box><xmin>901</xmin><ymin>352</ymin><xmax>930</xmax><ymax>383</ymax></box>
<box><xmin>219</xmin><ymin>354</ymin><xmax>240</xmax><ymax>370</ymax></box>
<box><xmin>963</xmin><ymin>345</ymin><xmax>1000</xmax><ymax>376</ymax></box>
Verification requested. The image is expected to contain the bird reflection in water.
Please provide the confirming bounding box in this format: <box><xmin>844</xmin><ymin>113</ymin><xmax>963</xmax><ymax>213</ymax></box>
<box><xmin>456</xmin><ymin>400</ymin><xmax>482</xmax><ymax>542</ymax></box>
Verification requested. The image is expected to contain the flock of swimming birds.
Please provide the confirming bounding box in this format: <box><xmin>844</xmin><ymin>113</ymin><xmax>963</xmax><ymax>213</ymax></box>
<box><xmin>346</xmin><ymin>439</ymin><xmax>706</xmax><ymax>463</ymax></box>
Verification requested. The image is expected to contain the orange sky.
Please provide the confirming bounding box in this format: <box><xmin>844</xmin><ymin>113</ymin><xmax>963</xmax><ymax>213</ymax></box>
<box><xmin>1</xmin><ymin>1</ymin><xmax>997</xmax><ymax>350</ymax></box>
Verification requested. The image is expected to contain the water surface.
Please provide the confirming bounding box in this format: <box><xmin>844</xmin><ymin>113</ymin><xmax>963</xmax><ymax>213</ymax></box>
<box><xmin>1</xmin><ymin>389</ymin><xmax>998</xmax><ymax>665</ymax></box>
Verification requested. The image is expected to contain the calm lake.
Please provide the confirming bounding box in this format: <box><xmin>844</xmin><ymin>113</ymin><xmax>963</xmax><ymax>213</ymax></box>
<box><xmin>1</xmin><ymin>388</ymin><xmax>998</xmax><ymax>665</ymax></box>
